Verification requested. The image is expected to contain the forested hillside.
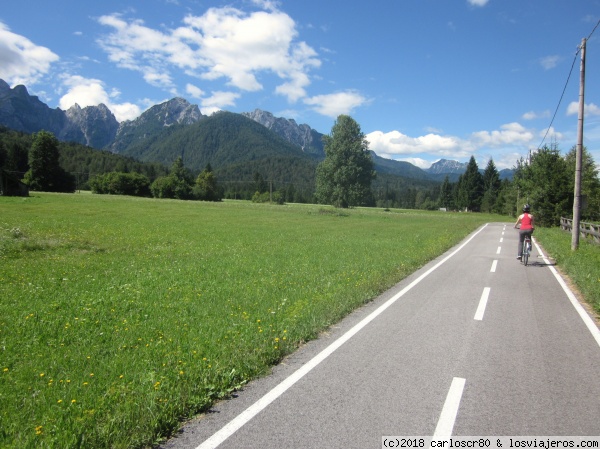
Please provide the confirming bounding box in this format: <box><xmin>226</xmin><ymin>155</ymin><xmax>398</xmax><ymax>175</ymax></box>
<box><xmin>0</xmin><ymin>126</ymin><xmax>169</xmax><ymax>189</ymax></box>
<box><xmin>120</xmin><ymin>111</ymin><xmax>317</xmax><ymax>170</ymax></box>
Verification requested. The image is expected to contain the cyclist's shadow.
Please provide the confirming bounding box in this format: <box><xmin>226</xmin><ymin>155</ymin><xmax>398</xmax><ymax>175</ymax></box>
<box><xmin>527</xmin><ymin>256</ymin><xmax>556</xmax><ymax>267</ymax></box>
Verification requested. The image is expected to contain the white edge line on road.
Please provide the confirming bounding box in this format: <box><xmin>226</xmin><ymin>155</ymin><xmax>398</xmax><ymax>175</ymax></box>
<box><xmin>433</xmin><ymin>377</ymin><xmax>466</xmax><ymax>437</ymax></box>
<box><xmin>195</xmin><ymin>224</ymin><xmax>490</xmax><ymax>449</ymax></box>
<box><xmin>490</xmin><ymin>260</ymin><xmax>498</xmax><ymax>273</ymax></box>
<box><xmin>474</xmin><ymin>287</ymin><xmax>491</xmax><ymax>321</ymax></box>
<box><xmin>534</xmin><ymin>240</ymin><xmax>600</xmax><ymax>348</ymax></box>
<box><xmin>496</xmin><ymin>246</ymin><xmax>501</xmax><ymax>254</ymax></box>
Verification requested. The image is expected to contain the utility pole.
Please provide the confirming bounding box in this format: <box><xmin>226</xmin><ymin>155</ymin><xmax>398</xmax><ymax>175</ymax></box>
<box><xmin>572</xmin><ymin>38</ymin><xmax>586</xmax><ymax>251</ymax></box>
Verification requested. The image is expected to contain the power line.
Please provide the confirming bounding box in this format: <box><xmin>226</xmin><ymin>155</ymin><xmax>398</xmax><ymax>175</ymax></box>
<box><xmin>537</xmin><ymin>18</ymin><xmax>600</xmax><ymax>151</ymax></box>
<box><xmin>536</xmin><ymin>52</ymin><xmax>578</xmax><ymax>150</ymax></box>
<box><xmin>585</xmin><ymin>18</ymin><xmax>600</xmax><ymax>41</ymax></box>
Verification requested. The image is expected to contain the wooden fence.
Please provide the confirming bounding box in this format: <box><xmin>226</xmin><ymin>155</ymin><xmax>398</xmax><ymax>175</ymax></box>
<box><xmin>560</xmin><ymin>217</ymin><xmax>600</xmax><ymax>244</ymax></box>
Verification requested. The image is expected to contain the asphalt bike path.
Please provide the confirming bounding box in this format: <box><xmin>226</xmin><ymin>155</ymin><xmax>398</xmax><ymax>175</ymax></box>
<box><xmin>160</xmin><ymin>223</ymin><xmax>600</xmax><ymax>449</ymax></box>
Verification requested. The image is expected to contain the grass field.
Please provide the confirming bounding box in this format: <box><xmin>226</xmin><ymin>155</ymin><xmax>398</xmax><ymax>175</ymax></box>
<box><xmin>534</xmin><ymin>227</ymin><xmax>600</xmax><ymax>315</ymax></box>
<box><xmin>0</xmin><ymin>192</ymin><xmax>542</xmax><ymax>448</ymax></box>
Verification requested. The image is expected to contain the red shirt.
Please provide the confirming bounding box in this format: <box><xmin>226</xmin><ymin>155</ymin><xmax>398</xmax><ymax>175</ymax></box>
<box><xmin>521</xmin><ymin>213</ymin><xmax>533</xmax><ymax>230</ymax></box>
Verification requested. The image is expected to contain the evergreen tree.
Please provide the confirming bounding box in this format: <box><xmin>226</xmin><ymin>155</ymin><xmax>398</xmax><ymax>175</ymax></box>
<box><xmin>253</xmin><ymin>172</ymin><xmax>268</xmax><ymax>194</ymax></box>
<box><xmin>194</xmin><ymin>164</ymin><xmax>222</xmax><ymax>201</ymax></box>
<box><xmin>315</xmin><ymin>115</ymin><xmax>375</xmax><ymax>208</ymax></box>
<box><xmin>439</xmin><ymin>175</ymin><xmax>453</xmax><ymax>210</ymax></box>
<box><xmin>456</xmin><ymin>156</ymin><xmax>483</xmax><ymax>211</ymax></box>
<box><xmin>481</xmin><ymin>159</ymin><xmax>501</xmax><ymax>213</ymax></box>
<box><xmin>150</xmin><ymin>156</ymin><xmax>193</xmax><ymax>199</ymax></box>
<box><xmin>23</xmin><ymin>130</ymin><xmax>75</xmax><ymax>192</ymax></box>
<box><xmin>496</xmin><ymin>178</ymin><xmax>517</xmax><ymax>217</ymax></box>
<box><xmin>0</xmin><ymin>140</ymin><xmax>6</xmax><ymax>169</ymax></box>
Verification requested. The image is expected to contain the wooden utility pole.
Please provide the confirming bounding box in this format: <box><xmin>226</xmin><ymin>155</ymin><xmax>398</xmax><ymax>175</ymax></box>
<box><xmin>572</xmin><ymin>38</ymin><xmax>586</xmax><ymax>251</ymax></box>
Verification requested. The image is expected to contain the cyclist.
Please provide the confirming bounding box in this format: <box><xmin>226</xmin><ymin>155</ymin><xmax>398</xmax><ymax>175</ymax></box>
<box><xmin>514</xmin><ymin>204</ymin><xmax>535</xmax><ymax>260</ymax></box>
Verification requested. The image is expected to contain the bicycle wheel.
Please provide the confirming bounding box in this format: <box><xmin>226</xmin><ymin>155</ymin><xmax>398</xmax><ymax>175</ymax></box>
<box><xmin>523</xmin><ymin>242</ymin><xmax>529</xmax><ymax>266</ymax></box>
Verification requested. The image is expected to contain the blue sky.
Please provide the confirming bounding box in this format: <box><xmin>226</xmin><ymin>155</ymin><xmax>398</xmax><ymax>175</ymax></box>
<box><xmin>1</xmin><ymin>0</ymin><xmax>599</xmax><ymax>170</ymax></box>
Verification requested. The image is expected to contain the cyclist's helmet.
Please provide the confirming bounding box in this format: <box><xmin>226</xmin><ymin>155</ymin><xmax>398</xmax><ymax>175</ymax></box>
<box><xmin>523</xmin><ymin>204</ymin><xmax>531</xmax><ymax>212</ymax></box>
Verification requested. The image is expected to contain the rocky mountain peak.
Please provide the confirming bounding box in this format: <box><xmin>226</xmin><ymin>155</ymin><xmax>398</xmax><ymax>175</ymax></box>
<box><xmin>109</xmin><ymin>98</ymin><xmax>204</xmax><ymax>154</ymax></box>
<box><xmin>65</xmin><ymin>103</ymin><xmax>113</xmax><ymax>119</ymax></box>
<box><xmin>427</xmin><ymin>159</ymin><xmax>468</xmax><ymax>175</ymax></box>
<box><xmin>0</xmin><ymin>79</ymin><xmax>11</xmax><ymax>93</ymax></box>
<box><xmin>62</xmin><ymin>103</ymin><xmax>119</xmax><ymax>148</ymax></box>
<box><xmin>12</xmin><ymin>84</ymin><xmax>30</xmax><ymax>98</ymax></box>
<box><xmin>242</xmin><ymin>109</ymin><xmax>324</xmax><ymax>156</ymax></box>
<box><xmin>143</xmin><ymin>97</ymin><xmax>203</xmax><ymax>127</ymax></box>
<box><xmin>0</xmin><ymin>80</ymin><xmax>67</xmax><ymax>136</ymax></box>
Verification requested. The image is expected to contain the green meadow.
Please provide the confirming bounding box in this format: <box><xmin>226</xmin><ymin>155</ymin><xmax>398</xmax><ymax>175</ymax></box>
<box><xmin>1</xmin><ymin>193</ymin><xmax>510</xmax><ymax>448</ymax></box>
<box><xmin>534</xmin><ymin>227</ymin><xmax>600</xmax><ymax>314</ymax></box>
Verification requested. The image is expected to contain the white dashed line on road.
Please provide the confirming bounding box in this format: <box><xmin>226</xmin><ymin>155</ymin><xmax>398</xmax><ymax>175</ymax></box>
<box><xmin>433</xmin><ymin>377</ymin><xmax>466</xmax><ymax>437</ymax></box>
<box><xmin>474</xmin><ymin>287</ymin><xmax>491</xmax><ymax>321</ymax></box>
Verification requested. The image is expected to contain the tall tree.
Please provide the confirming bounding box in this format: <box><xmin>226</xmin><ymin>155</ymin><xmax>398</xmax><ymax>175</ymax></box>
<box><xmin>253</xmin><ymin>172</ymin><xmax>268</xmax><ymax>194</ymax></box>
<box><xmin>456</xmin><ymin>156</ymin><xmax>483</xmax><ymax>211</ymax></box>
<box><xmin>194</xmin><ymin>164</ymin><xmax>222</xmax><ymax>201</ymax></box>
<box><xmin>315</xmin><ymin>115</ymin><xmax>375</xmax><ymax>208</ymax></box>
<box><xmin>495</xmin><ymin>178</ymin><xmax>518</xmax><ymax>217</ymax></box>
<box><xmin>23</xmin><ymin>130</ymin><xmax>75</xmax><ymax>192</ymax></box>
<box><xmin>565</xmin><ymin>146</ymin><xmax>600</xmax><ymax>221</ymax></box>
<box><xmin>150</xmin><ymin>156</ymin><xmax>193</xmax><ymax>199</ymax></box>
<box><xmin>0</xmin><ymin>140</ymin><xmax>6</xmax><ymax>169</ymax></box>
<box><xmin>438</xmin><ymin>175</ymin><xmax>453</xmax><ymax>210</ymax></box>
<box><xmin>514</xmin><ymin>145</ymin><xmax>571</xmax><ymax>226</ymax></box>
<box><xmin>481</xmin><ymin>158</ymin><xmax>501</xmax><ymax>213</ymax></box>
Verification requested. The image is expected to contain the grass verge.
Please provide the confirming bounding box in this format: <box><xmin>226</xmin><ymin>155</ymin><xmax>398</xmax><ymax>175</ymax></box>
<box><xmin>534</xmin><ymin>227</ymin><xmax>600</xmax><ymax>315</ymax></box>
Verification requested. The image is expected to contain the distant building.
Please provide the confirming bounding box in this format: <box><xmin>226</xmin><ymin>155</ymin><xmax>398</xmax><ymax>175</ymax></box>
<box><xmin>0</xmin><ymin>169</ymin><xmax>29</xmax><ymax>196</ymax></box>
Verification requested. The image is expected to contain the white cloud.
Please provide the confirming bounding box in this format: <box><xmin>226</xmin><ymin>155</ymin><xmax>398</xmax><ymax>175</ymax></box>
<box><xmin>492</xmin><ymin>151</ymin><xmax>523</xmax><ymax>171</ymax></box>
<box><xmin>471</xmin><ymin>122</ymin><xmax>534</xmax><ymax>147</ymax></box>
<box><xmin>537</xmin><ymin>126</ymin><xmax>563</xmax><ymax>142</ymax></box>
<box><xmin>186</xmin><ymin>83</ymin><xmax>204</xmax><ymax>99</ymax></box>
<box><xmin>366</xmin><ymin>122</ymin><xmax>544</xmax><ymax>170</ymax></box>
<box><xmin>59</xmin><ymin>76</ymin><xmax>109</xmax><ymax>109</ymax></box>
<box><xmin>425</xmin><ymin>126</ymin><xmax>444</xmax><ymax>134</ymax></box>
<box><xmin>275</xmin><ymin>71</ymin><xmax>311</xmax><ymax>102</ymax></box>
<box><xmin>522</xmin><ymin>110</ymin><xmax>550</xmax><ymax>120</ymax></box>
<box><xmin>143</xmin><ymin>71</ymin><xmax>174</xmax><ymax>89</ymax></box>
<box><xmin>366</xmin><ymin>130</ymin><xmax>471</xmax><ymax>159</ymax></box>
<box><xmin>0</xmin><ymin>22</ymin><xmax>59</xmax><ymax>86</ymax></box>
<box><xmin>567</xmin><ymin>101</ymin><xmax>600</xmax><ymax>117</ymax></box>
<box><xmin>96</xmin><ymin>5</ymin><xmax>320</xmax><ymax>102</ymax></box>
<box><xmin>539</xmin><ymin>55</ymin><xmax>560</xmax><ymax>70</ymax></box>
<box><xmin>111</xmin><ymin>103</ymin><xmax>143</xmax><ymax>122</ymax></box>
<box><xmin>467</xmin><ymin>0</ymin><xmax>489</xmax><ymax>6</ymax></box>
<box><xmin>251</xmin><ymin>0</ymin><xmax>280</xmax><ymax>11</ymax></box>
<box><xmin>303</xmin><ymin>91</ymin><xmax>367</xmax><ymax>118</ymax></box>
<box><xmin>58</xmin><ymin>75</ymin><xmax>141</xmax><ymax>121</ymax></box>
<box><xmin>200</xmin><ymin>91</ymin><xmax>240</xmax><ymax>115</ymax></box>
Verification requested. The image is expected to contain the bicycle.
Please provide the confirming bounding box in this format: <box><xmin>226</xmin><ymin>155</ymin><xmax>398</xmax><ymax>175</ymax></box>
<box><xmin>522</xmin><ymin>235</ymin><xmax>532</xmax><ymax>266</ymax></box>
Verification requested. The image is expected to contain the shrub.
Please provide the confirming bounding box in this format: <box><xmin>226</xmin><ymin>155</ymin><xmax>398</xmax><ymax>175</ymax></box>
<box><xmin>90</xmin><ymin>172</ymin><xmax>151</xmax><ymax>196</ymax></box>
<box><xmin>251</xmin><ymin>190</ymin><xmax>284</xmax><ymax>204</ymax></box>
<box><xmin>150</xmin><ymin>175</ymin><xmax>192</xmax><ymax>199</ymax></box>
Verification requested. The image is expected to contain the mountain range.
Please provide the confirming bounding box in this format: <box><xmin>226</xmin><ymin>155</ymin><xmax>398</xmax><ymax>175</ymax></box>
<box><xmin>0</xmin><ymin>79</ymin><xmax>513</xmax><ymax>182</ymax></box>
